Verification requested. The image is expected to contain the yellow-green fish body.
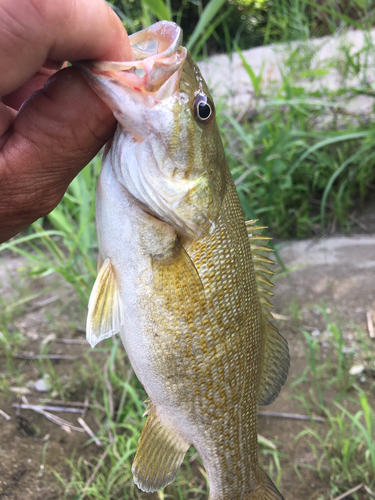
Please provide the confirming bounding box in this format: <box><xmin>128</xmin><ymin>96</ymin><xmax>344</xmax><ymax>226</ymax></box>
<box><xmin>77</xmin><ymin>21</ymin><xmax>289</xmax><ymax>500</ymax></box>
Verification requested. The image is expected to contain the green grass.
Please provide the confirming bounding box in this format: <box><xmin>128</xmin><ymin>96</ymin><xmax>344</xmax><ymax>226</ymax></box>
<box><xmin>260</xmin><ymin>442</ymin><xmax>287</xmax><ymax>490</ymax></box>
<box><xmin>224</xmin><ymin>33</ymin><xmax>375</xmax><ymax>237</ymax></box>
<box><xmin>0</xmin><ymin>301</ymin><xmax>26</xmax><ymax>376</ymax></box>
<box><xmin>292</xmin><ymin>304</ymin><xmax>375</xmax><ymax>498</ymax></box>
<box><xmin>296</xmin><ymin>391</ymin><xmax>375</xmax><ymax>499</ymax></box>
<box><xmin>291</xmin><ymin>303</ymin><xmax>356</xmax><ymax>408</ymax></box>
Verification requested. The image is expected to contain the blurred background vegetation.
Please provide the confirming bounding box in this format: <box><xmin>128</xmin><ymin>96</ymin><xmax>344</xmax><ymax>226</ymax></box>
<box><xmin>109</xmin><ymin>0</ymin><xmax>375</xmax><ymax>55</ymax></box>
<box><xmin>2</xmin><ymin>0</ymin><xmax>374</xmax><ymax>326</ymax></box>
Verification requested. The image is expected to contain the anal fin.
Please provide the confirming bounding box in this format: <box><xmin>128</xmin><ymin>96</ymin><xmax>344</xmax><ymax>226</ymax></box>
<box><xmin>245</xmin><ymin>469</ymin><xmax>285</xmax><ymax>499</ymax></box>
<box><xmin>86</xmin><ymin>258</ymin><xmax>124</xmax><ymax>348</ymax></box>
<box><xmin>132</xmin><ymin>403</ymin><xmax>189</xmax><ymax>493</ymax></box>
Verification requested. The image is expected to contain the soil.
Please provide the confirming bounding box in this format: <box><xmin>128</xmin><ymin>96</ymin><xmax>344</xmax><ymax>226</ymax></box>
<box><xmin>0</xmin><ymin>224</ymin><xmax>374</xmax><ymax>500</ymax></box>
<box><xmin>0</xmin><ymin>257</ymin><xmax>105</xmax><ymax>500</ymax></box>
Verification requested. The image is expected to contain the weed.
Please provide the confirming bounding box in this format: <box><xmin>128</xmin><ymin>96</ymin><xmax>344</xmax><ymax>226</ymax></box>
<box><xmin>289</xmin><ymin>298</ymin><xmax>302</xmax><ymax>325</ymax></box>
<box><xmin>291</xmin><ymin>303</ymin><xmax>356</xmax><ymax>410</ymax></box>
<box><xmin>224</xmin><ymin>39</ymin><xmax>375</xmax><ymax>237</ymax></box>
<box><xmin>0</xmin><ymin>298</ymin><xmax>26</xmax><ymax>375</ymax></box>
<box><xmin>260</xmin><ymin>443</ymin><xmax>287</xmax><ymax>490</ymax></box>
<box><xmin>296</xmin><ymin>390</ymin><xmax>375</xmax><ymax>497</ymax></box>
<box><xmin>291</xmin><ymin>301</ymin><xmax>375</xmax><ymax>498</ymax></box>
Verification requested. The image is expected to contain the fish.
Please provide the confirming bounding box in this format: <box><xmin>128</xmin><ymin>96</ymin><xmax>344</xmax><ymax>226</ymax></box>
<box><xmin>75</xmin><ymin>20</ymin><xmax>289</xmax><ymax>500</ymax></box>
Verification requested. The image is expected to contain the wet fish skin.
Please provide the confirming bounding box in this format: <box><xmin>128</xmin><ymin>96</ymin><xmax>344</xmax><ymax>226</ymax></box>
<box><xmin>77</xmin><ymin>21</ymin><xmax>289</xmax><ymax>500</ymax></box>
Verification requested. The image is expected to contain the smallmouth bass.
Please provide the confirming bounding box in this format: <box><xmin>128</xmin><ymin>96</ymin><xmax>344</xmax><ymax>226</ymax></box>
<box><xmin>76</xmin><ymin>21</ymin><xmax>289</xmax><ymax>500</ymax></box>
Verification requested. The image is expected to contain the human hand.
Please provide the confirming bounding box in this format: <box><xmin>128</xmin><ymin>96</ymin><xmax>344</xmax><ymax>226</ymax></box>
<box><xmin>0</xmin><ymin>0</ymin><xmax>133</xmax><ymax>243</ymax></box>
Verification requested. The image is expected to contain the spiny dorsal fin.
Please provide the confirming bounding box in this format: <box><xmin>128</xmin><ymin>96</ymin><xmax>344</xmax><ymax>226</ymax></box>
<box><xmin>132</xmin><ymin>403</ymin><xmax>189</xmax><ymax>492</ymax></box>
<box><xmin>245</xmin><ymin>220</ymin><xmax>290</xmax><ymax>406</ymax></box>
<box><xmin>86</xmin><ymin>258</ymin><xmax>124</xmax><ymax>348</ymax></box>
<box><xmin>246</xmin><ymin>220</ymin><xmax>275</xmax><ymax>311</ymax></box>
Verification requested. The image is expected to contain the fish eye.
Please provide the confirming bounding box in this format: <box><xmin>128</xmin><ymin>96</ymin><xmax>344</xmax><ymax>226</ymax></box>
<box><xmin>193</xmin><ymin>94</ymin><xmax>215</xmax><ymax>125</ymax></box>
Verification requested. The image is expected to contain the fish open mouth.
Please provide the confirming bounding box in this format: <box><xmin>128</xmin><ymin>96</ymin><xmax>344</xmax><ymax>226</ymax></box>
<box><xmin>74</xmin><ymin>21</ymin><xmax>186</xmax><ymax>97</ymax></box>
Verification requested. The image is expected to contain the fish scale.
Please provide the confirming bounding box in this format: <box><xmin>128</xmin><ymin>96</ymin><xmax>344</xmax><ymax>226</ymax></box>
<box><xmin>185</xmin><ymin>172</ymin><xmax>260</xmax><ymax>497</ymax></box>
<box><xmin>137</xmin><ymin>171</ymin><xmax>261</xmax><ymax>498</ymax></box>
<box><xmin>77</xmin><ymin>20</ymin><xmax>289</xmax><ymax>500</ymax></box>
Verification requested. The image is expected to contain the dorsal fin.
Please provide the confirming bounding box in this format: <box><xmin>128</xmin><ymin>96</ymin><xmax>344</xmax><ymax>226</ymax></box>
<box><xmin>246</xmin><ymin>220</ymin><xmax>290</xmax><ymax>406</ymax></box>
<box><xmin>246</xmin><ymin>219</ymin><xmax>275</xmax><ymax>309</ymax></box>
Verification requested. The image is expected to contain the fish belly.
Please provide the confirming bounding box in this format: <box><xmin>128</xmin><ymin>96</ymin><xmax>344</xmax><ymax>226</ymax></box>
<box><xmin>96</xmin><ymin>153</ymin><xmax>203</xmax><ymax>441</ymax></box>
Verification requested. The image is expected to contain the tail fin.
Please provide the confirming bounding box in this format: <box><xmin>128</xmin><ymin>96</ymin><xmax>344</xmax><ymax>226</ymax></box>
<box><xmin>245</xmin><ymin>469</ymin><xmax>285</xmax><ymax>500</ymax></box>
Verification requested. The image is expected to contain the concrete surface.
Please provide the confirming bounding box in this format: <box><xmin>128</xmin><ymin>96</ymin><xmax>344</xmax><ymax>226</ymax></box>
<box><xmin>197</xmin><ymin>29</ymin><xmax>375</xmax><ymax>112</ymax></box>
<box><xmin>278</xmin><ymin>234</ymin><xmax>375</xmax><ymax>269</ymax></box>
<box><xmin>274</xmin><ymin>234</ymin><xmax>375</xmax><ymax>325</ymax></box>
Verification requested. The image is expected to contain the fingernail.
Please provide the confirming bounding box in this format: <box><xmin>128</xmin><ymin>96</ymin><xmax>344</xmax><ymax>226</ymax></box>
<box><xmin>42</xmin><ymin>59</ymin><xmax>65</xmax><ymax>71</ymax></box>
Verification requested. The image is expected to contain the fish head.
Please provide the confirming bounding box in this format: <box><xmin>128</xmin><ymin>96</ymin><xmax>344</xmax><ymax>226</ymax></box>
<box><xmin>75</xmin><ymin>21</ymin><xmax>226</xmax><ymax>238</ymax></box>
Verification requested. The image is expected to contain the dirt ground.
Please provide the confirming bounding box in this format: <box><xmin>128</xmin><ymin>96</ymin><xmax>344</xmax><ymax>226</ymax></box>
<box><xmin>0</xmin><ymin>220</ymin><xmax>374</xmax><ymax>500</ymax></box>
<box><xmin>0</xmin><ymin>258</ymin><xmax>107</xmax><ymax>500</ymax></box>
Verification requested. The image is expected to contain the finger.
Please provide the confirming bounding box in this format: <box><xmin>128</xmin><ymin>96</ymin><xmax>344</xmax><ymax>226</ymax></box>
<box><xmin>2</xmin><ymin>66</ymin><xmax>64</xmax><ymax>110</ymax></box>
<box><xmin>0</xmin><ymin>67</ymin><xmax>117</xmax><ymax>243</ymax></box>
<box><xmin>2</xmin><ymin>70</ymin><xmax>55</xmax><ymax>110</ymax></box>
<box><xmin>0</xmin><ymin>102</ymin><xmax>16</xmax><ymax>149</ymax></box>
<box><xmin>0</xmin><ymin>0</ymin><xmax>132</xmax><ymax>97</ymax></box>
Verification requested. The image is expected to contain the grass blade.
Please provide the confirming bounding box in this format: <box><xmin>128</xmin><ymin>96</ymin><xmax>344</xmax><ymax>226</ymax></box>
<box><xmin>141</xmin><ymin>0</ymin><xmax>171</xmax><ymax>21</ymax></box>
<box><xmin>186</xmin><ymin>0</ymin><xmax>226</xmax><ymax>51</ymax></box>
<box><xmin>235</xmin><ymin>45</ymin><xmax>264</xmax><ymax>97</ymax></box>
<box><xmin>288</xmin><ymin>130</ymin><xmax>375</xmax><ymax>176</ymax></box>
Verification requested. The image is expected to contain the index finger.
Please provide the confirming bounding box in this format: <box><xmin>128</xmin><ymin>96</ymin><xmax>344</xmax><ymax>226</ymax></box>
<box><xmin>0</xmin><ymin>0</ymin><xmax>132</xmax><ymax>97</ymax></box>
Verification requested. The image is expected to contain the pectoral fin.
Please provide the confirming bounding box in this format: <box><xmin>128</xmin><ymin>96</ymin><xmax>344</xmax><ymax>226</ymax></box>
<box><xmin>86</xmin><ymin>258</ymin><xmax>124</xmax><ymax>348</ymax></box>
<box><xmin>151</xmin><ymin>238</ymin><xmax>206</xmax><ymax>315</ymax></box>
<box><xmin>132</xmin><ymin>402</ymin><xmax>189</xmax><ymax>492</ymax></box>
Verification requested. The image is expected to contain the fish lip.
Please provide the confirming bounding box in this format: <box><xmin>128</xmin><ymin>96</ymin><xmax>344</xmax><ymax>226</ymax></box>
<box><xmin>72</xmin><ymin>21</ymin><xmax>185</xmax><ymax>94</ymax></box>
<box><xmin>79</xmin><ymin>21</ymin><xmax>182</xmax><ymax>70</ymax></box>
